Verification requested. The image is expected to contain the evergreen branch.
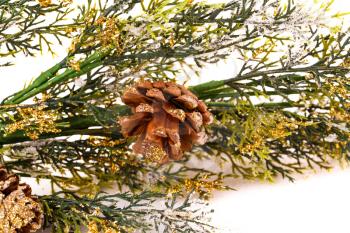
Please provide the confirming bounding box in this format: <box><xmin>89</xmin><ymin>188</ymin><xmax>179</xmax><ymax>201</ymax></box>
<box><xmin>41</xmin><ymin>191</ymin><xmax>215</xmax><ymax>233</ymax></box>
<box><xmin>0</xmin><ymin>0</ymin><xmax>75</xmax><ymax>58</ymax></box>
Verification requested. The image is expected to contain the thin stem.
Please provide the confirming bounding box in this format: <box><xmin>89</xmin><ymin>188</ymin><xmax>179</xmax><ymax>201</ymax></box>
<box><xmin>225</xmin><ymin>66</ymin><xmax>349</xmax><ymax>83</ymax></box>
<box><xmin>3</xmin><ymin>50</ymin><xmax>110</xmax><ymax>104</ymax></box>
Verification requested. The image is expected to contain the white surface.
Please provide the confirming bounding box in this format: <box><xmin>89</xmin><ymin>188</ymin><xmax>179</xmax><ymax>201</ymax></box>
<box><xmin>1</xmin><ymin>1</ymin><xmax>350</xmax><ymax>233</ymax></box>
<box><xmin>211</xmin><ymin>168</ymin><xmax>350</xmax><ymax>233</ymax></box>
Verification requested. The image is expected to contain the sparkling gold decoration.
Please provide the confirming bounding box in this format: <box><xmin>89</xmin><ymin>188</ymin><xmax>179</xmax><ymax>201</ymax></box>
<box><xmin>87</xmin><ymin>221</ymin><xmax>99</xmax><ymax>233</ymax></box>
<box><xmin>234</xmin><ymin>111</ymin><xmax>311</xmax><ymax>157</ymax></box>
<box><xmin>87</xmin><ymin>220</ymin><xmax>121</xmax><ymax>233</ymax></box>
<box><xmin>167</xmin><ymin>109</ymin><xmax>186</xmax><ymax>122</ymax></box>
<box><xmin>67</xmin><ymin>59</ymin><xmax>81</xmax><ymax>71</ymax></box>
<box><xmin>341</xmin><ymin>58</ymin><xmax>350</xmax><ymax>68</ymax></box>
<box><xmin>142</xmin><ymin>142</ymin><xmax>168</xmax><ymax>163</ymax></box>
<box><xmin>119</xmin><ymin>81</ymin><xmax>213</xmax><ymax>163</ymax></box>
<box><xmin>0</xmin><ymin>166</ymin><xmax>43</xmax><ymax>233</ymax></box>
<box><xmin>135</xmin><ymin>103</ymin><xmax>154</xmax><ymax>113</ymax></box>
<box><xmin>68</xmin><ymin>37</ymin><xmax>79</xmax><ymax>53</ymax></box>
<box><xmin>167</xmin><ymin>175</ymin><xmax>225</xmax><ymax>199</ymax></box>
<box><xmin>95</xmin><ymin>16</ymin><xmax>108</xmax><ymax>26</ymax></box>
<box><xmin>88</xmin><ymin>137</ymin><xmax>127</xmax><ymax>147</ymax></box>
<box><xmin>330</xmin><ymin>104</ymin><xmax>350</xmax><ymax>122</ymax></box>
<box><xmin>4</xmin><ymin>105</ymin><xmax>61</xmax><ymax>140</ymax></box>
<box><xmin>104</xmin><ymin>227</ymin><xmax>119</xmax><ymax>233</ymax></box>
<box><xmin>37</xmin><ymin>0</ymin><xmax>51</xmax><ymax>7</ymax></box>
<box><xmin>96</xmin><ymin>17</ymin><xmax>123</xmax><ymax>53</ymax></box>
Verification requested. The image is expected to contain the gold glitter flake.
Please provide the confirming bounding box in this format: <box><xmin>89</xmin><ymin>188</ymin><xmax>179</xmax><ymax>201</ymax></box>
<box><xmin>4</xmin><ymin>106</ymin><xmax>61</xmax><ymax>140</ymax></box>
<box><xmin>104</xmin><ymin>228</ymin><xmax>120</xmax><ymax>233</ymax></box>
<box><xmin>136</xmin><ymin>103</ymin><xmax>154</xmax><ymax>113</ymax></box>
<box><xmin>67</xmin><ymin>59</ymin><xmax>81</xmax><ymax>71</ymax></box>
<box><xmin>87</xmin><ymin>221</ymin><xmax>99</xmax><ymax>233</ymax></box>
<box><xmin>88</xmin><ymin>137</ymin><xmax>126</xmax><ymax>147</ymax></box>
<box><xmin>166</xmin><ymin>175</ymin><xmax>225</xmax><ymax>200</ymax></box>
<box><xmin>142</xmin><ymin>142</ymin><xmax>167</xmax><ymax>163</ymax></box>
<box><xmin>168</xmin><ymin>109</ymin><xmax>186</xmax><ymax>122</ymax></box>
<box><xmin>153</xmin><ymin>128</ymin><xmax>167</xmax><ymax>137</ymax></box>
<box><xmin>37</xmin><ymin>0</ymin><xmax>51</xmax><ymax>7</ymax></box>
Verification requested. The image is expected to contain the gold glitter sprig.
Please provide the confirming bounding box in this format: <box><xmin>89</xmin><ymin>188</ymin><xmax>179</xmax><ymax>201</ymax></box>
<box><xmin>236</xmin><ymin>112</ymin><xmax>309</xmax><ymax>156</ymax></box>
<box><xmin>4</xmin><ymin>105</ymin><xmax>61</xmax><ymax>140</ymax></box>
<box><xmin>37</xmin><ymin>0</ymin><xmax>51</xmax><ymax>7</ymax></box>
<box><xmin>87</xmin><ymin>220</ymin><xmax>122</xmax><ymax>233</ymax></box>
<box><xmin>88</xmin><ymin>137</ymin><xmax>127</xmax><ymax>147</ymax></box>
<box><xmin>167</xmin><ymin>175</ymin><xmax>226</xmax><ymax>199</ymax></box>
<box><xmin>67</xmin><ymin>59</ymin><xmax>81</xmax><ymax>71</ymax></box>
<box><xmin>96</xmin><ymin>17</ymin><xmax>123</xmax><ymax>53</ymax></box>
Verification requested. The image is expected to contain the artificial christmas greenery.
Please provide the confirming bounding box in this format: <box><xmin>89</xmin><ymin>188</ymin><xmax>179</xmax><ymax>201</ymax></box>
<box><xmin>0</xmin><ymin>0</ymin><xmax>349</xmax><ymax>232</ymax></box>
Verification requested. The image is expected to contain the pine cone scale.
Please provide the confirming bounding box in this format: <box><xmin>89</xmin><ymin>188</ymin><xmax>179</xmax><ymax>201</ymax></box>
<box><xmin>165</xmin><ymin>117</ymin><xmax>180</xmax><ymax>144</ymax></box>
<box><xmin>0</xmin><ymin>174</ymin><xmax>19</xmax><ymax>195</ymax></box>
<box><xmin>186</xmin><ymin>112</ymin><xmax>203</xmax><ymax>132</ymax></box>
<box><xmin>175</xmin><ymin>95</ymin><xmax>198</xmax><ymax>109</ymax></box>
<box><xmin>163</xmin><ymin>102</ymin><xmax>186</xmax><ymax>122</ymax></box>
<box><xmin>122</xmin><ymin>87</ymin><xmax>152</xmax><ymax>107</ymax></box>
<box><xmin>120</xmin><ymin>112</ymin><xmax>152</xmax><ymax>137</ymax></box>
<box><xmin>163</xmin><ymin>85</ymin><xmax>181</xmax><ymax>97</ymax></box>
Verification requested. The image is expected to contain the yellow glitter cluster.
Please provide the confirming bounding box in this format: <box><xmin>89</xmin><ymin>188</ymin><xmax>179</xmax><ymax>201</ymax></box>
<box><xmin>328</xmin><ymin>79</ymin><xmax>350</xmax><ymax>122</ymax></box>
<box><xmin>238</xmin><ymin>112</ymin><xmax>309</xmax><ymax>156</ymax></box>
<box><xmin>88</xmin><ymin>221</ymin><xmax>120</xmax><ymax>233</ymax></box>
<box><xmin>88</xmin><ymin>220</ymin><xmax>133</xmax><ymax>233</ymax></box>
<box><xmin>5</xmin><ymin>105</ymin><xmax>61</xmax><ymax>140</ymax></box>
<box><xmin>87</xmin><ymin>137</ymin><xmax>132</xmax><ymax>174</ymax></box>
<box><xmin>95</xmin><ymin>17</ymin><xmax>124</xmax><ymax>53</ymax></box>
<box><xmin>327</xmin><ymin>78</ymin><xmax>350</xmax><ymax>100</ymax></box>
<box><xmin>143</xmin><ymin>142</ymin><xmax>167</xmax><ymax>163</ymax></box>
<box><xmin>167</xmin><ymin>175</ymin><xmax>225</xmax><ymax>199</ymax></box>
<box><xmin>37</xmin><ymin>0</ymin><xmax>51</xmax><ymax>7</ymax></box>
<box><xmin>67</xmin><ymin>59</ymin><xmax>81</xmax><ymax>71</ymax></box>
<box><xmin>88</xmin><ymin>137</ymin><xmax>126</xmax><ymax>147</ymax></box>
<box><xmin>330</xmin><ymin>104</ymin><xmax>350</xmax><ymax>122</ymax></box>
<box><xmin>341</xmin><ymin>58</ymin><xmax>350</xmax><ymax>68</ymax></box>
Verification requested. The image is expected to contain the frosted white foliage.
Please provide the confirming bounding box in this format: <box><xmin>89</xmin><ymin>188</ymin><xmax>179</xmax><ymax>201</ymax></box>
<box><xmin>147</xmin><ymin>194</ymin><xmax>215</xmax><ymax>233</ymax></box>
<box><xmin>240</xmin><ymin>0</ymin><xmax>330</xmax><ymax>66</ymax></box>
<box><xmin>244</xmin><ymin>0</ymin><xmax>326</xmax><ymax>36</ymax></box>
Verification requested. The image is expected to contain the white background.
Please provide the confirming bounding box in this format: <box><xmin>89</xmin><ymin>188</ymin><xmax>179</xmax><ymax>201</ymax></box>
<box><xmin>1</xmin><ymin>0</ymin><xmax>350</xmax><ymax>233</ymax></box>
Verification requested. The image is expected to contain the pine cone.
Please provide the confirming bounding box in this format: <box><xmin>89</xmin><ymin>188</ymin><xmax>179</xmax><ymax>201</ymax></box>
<box><xmin>120</xmin><ymin>81</ymin><xmax>213</xmax><ymax>163</ymax></box>
<box><xmin>0</xmin><ymin>166</ymin><xmax>43</xmax><ymax>233</ymax></box>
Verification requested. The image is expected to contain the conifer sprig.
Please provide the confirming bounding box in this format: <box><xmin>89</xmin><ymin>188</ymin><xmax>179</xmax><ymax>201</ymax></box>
<box><xmin>0</xmin><ymin>0</ymin><xmax>349</xmax><ymax>232</ymax></box>
<box><xmin>0</xmin><ymin>0</ymin><xmax>75</xmax><ymax>61</ymax></box>
<box><xmin>41</xmin><ymin>191</ymin><xmax>215</xmax><ymax>233</ymax></box>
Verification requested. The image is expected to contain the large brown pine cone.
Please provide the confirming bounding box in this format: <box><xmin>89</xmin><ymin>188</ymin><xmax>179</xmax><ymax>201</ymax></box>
<box><xmin>120</xmin><ymin>81</ymin><xmax>213</xmax><ymax>163</ymax></box>
<box><xmin>0</xmin><ymin>166</ymin><xmax>43</xmax><ymax>233</ymax></box>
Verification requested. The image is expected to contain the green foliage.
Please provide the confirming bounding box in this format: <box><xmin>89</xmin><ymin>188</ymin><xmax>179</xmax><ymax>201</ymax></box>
<box><xmin>41</xmin><ymin>191</ymin><xmax>215</xmax><ymax>233</ymax></box>
<box><xmin>0</xmin><ymin>0</ymin><xmax>349</xmax><ymax>232</ymax></box>
<box><xmin>0</xmin><ymin>0</ymin><xmax>74</xmax><ymax>61</ymax></box>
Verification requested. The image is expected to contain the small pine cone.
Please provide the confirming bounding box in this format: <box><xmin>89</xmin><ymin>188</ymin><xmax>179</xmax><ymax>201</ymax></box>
<box><xmin>0</xmin><ymin>166</ymin><xmax>43</xmax><ymax>233</ymax></box>
<box><xmin>120</xmin><ymin>81</ymin><xmax>213</xmax><ymax>163</ymax></box>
